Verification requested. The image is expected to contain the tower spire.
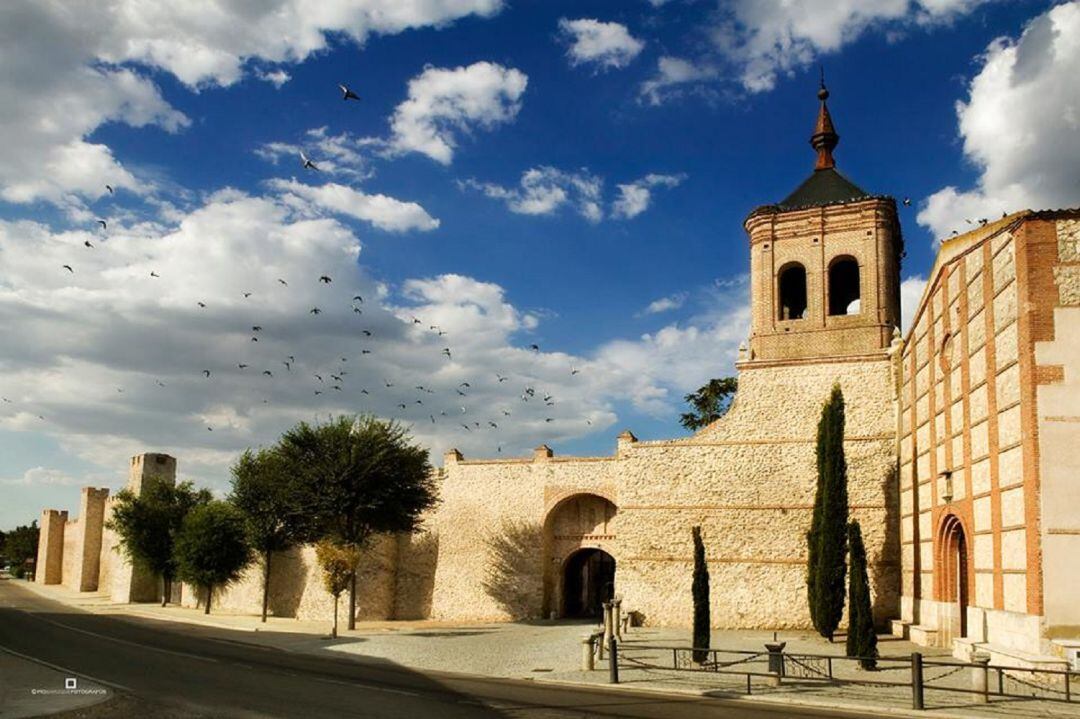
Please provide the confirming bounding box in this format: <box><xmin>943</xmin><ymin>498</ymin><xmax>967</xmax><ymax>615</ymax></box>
<box><xmin>810</xmin><ymin>72</ymin><xmax>839</xmax><ymax>171</ymax></box>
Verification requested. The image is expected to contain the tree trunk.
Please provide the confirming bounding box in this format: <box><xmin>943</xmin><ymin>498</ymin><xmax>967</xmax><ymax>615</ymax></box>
<box><xmin>332</xmin><ymin>594</ymin><xmax>339</xmax><ymax>638</ymax></box>
<box><xmin>262</xmin><ymin>550</ymin><xmax>271</xmax><ymax>623</ymax></box>
<box><xmin>347</xmin><ymin>571</ymin><xmax>357</xmax><ymax>630</ymax></box>
<box><xmin>204</xmin><ymin>585</ymin><xmax>212</xmax><ymax>614</ymax></box>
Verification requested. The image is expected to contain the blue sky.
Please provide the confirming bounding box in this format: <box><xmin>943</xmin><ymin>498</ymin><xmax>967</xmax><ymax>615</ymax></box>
<box><xmin>2</xmin><ymin>0</ymin><xmax>1079</xmax><ymax>529</ymax></box>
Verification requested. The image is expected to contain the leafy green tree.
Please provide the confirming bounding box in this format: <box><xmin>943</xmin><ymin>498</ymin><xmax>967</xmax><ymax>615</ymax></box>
<box><xmin>174</xmin><ymin>501</ymin><xmax>252</xmax><ymax>615</ymax></box>
<box><xmin>230</xmin><ymin>447</ymin><xmax>317</xmax><ymax>622</ymax></box>
<box><xmin>107</xmin><ymin>481</ymin><xmax>211</xmax><ymax>606</ymax></box>
<box><xmin>807</xmin><ymin>383</ymin><xmax>849</xmax><ymax>640</ymax></box>
<box><xmin>691</xmin><ymin>526</ymin><xmax>711</xmax><ymax>663</ymax></box>
<box><xmin>315</xmin><ymin>540</ymin><xmax>361</xmax><ymax>638</ymax></box>
<box><xmin>1</xmin><ymin>521</ymin><xmax>39</xmax><ymax>579</ymax></box>
<box><xmin>679</xmin><ymin>377</ymin><xmax>738</xmax><ymax>431</ymax></box>
<box><xmin>279</xmin><ymin>415</ymin><xmax>438</xmax><ymax>629</ymax></box>
<box><xmin>846</xmin><ymin>521</ymin><xmax>878</xmax><ymax>669</ymax></box>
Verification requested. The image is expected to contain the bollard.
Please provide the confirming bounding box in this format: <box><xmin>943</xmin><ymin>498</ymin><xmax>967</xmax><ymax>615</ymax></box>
<box><xmin>765</xmin><ymin>641</ymin><xmax>786</xmax><ymax>686</ymax></box>
<box><xmin>608</xmin><ymin>636</ymin><xmax>619</xmax><ymax>684</ymax></box>
<box><xmin>613</xmin><ymin>597</ymin><xmax>623</xmax><ymax>640</ymax></box>
<box><xmin>911</xmin><ymin>652</ymin><xmax>925</xmax><ymax>710</ymax></box>
<box><xmin>581</xmin><ymin>635</ymin><xmax>595</xmax><ymax>671</ymax></box>
<box><xmin>971</xmin><ymin>653</ymin><xmax>990</xmax><ymax>704</ymax></box>
<box><xmin>602</xmin><ymin>601</ymin><xmax>613</xmax><ymax>653</ymax></box>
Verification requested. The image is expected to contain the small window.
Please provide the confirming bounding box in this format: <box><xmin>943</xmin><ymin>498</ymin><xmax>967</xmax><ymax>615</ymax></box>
<box><xmin>828</xmin><ymin>256</ymin><xmax>861</xmax><ymax>315</ymax></box>
<box><xmin>778</xmin><ymin>263</ymin><xmax>807</xmax><ymax>320</ymax></box>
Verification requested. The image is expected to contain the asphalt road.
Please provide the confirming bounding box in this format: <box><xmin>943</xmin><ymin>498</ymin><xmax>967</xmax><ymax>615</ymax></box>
<box><xmin>0</xmin><ymin>581</ymin><xmax>875</xmax><ymax>719</ymax></box>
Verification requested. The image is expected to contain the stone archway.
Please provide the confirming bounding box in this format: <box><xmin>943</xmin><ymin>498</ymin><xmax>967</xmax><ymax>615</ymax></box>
<box><xmin>936</xmin><ymin>514</ymin><xmax>971</xmax><ymax>642</ymax></box>
<box><xmin>562</xmin><ymin>548</ymin><xmax>615</xmax><ymax>618</ymax></box>
<box><xmin>541</xmin><ymin>493</ymin><xmax>617</xmax><ymax>618</ymax></box>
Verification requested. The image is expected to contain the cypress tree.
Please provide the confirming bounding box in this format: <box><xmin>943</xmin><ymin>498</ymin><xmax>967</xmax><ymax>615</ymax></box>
<box><xmin>807</xmin><ymin>383</ymin><xmax>849</xmax><ymax>640</ymax></box>
<box><xmin>691</xmin><ymin>526</ymin><xmax>710</xmax><ymax>663</ymax></box>
<box><xmin>846</xmin><ymin>521</ymin><xmax>878</xmax><ymax>669</ymax></box>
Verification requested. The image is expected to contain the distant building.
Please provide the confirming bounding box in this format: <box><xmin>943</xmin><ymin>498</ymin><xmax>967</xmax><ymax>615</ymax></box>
<box><xmin>37</xmin><ymin>84</ymin><xmax>1080</xmax><ymax>669</ymax></box>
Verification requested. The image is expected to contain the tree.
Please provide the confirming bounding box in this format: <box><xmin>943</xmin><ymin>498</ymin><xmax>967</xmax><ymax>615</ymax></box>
<box><xmin>691</xmin><ymin>526</ymin><xmax>711</xmax><ymax>663</ymax></box>
<box><xmin>846</xmin><ymin>521</ymin><xmax>878</xmax><ymax>669</ymax></box>
<box><xmin>230</xmin><ymin>447</ymin><xmax>317</xmax><ymax>622</ymax></box>
<box><xmin>315</xmin><ymin>540</ymin><xmax>361</xmax><ymax>638</ymax></box>
<box><xmin>1</xmin><ymin>521</ymin><xmax>39</xmax><ymax>579</ymax></box>
<box><xmin>174</xmin><ymin>501</ymin><xmax>252</xmax><ymax>614</ymax></box>
<box><xmin>107</xmin><ymin>481</ymin><xmax>211</xmax><ymax>606</ymax></box>
<box><xmin>679</xmin><ymin>377</ymin><xmax>738</xmax><ymax>431</ymax></box>
<box><xmin>807</xmin><ymin>383</ymin><xmax>849</xmax><ymax>640</ymax></box>
<box><xmin>279</xmin><ymin>415</ymin><xmax>438</xmax><ymax>630</ymax></box>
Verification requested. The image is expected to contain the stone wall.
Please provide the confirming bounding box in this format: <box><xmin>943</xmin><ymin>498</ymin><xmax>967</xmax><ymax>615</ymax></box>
<box><xmin>432</xmin><ymin>352</ymin><xmax>901</xmax><ymax>629</ymax></box>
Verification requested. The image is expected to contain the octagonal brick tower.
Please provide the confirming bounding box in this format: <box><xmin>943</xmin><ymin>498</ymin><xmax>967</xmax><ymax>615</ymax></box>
<box><xmin>742</xmin><ymin>80</ymin><xmax>903</xmax><ymax>365</ymax></box>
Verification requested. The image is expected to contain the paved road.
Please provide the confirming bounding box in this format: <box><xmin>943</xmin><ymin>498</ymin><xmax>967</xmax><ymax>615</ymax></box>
<box><xmin>0</xmin><ymin>581</ymin><xmax>874</xmax><ymax>719</ymax></box>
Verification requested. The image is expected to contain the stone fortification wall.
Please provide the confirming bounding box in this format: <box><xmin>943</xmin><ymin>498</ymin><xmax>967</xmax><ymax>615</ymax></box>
<box><xmin>433</xmin><ymin>353</ymin><xmax>900</xmax><ymax>629</ymax></box>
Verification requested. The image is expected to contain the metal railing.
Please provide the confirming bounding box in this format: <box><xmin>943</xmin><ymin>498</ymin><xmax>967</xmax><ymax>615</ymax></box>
<box><xmin>598</xmin><ymin>638</ymin><xmax>1080</xmax><ymax>710</ymax></box>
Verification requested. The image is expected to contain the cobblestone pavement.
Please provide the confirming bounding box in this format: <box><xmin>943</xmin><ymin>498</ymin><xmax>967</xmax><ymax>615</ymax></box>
<box><xmin>14</xmin><ymin>580</ymin><xmax>1080</xmax><ymax>719</ymax></box>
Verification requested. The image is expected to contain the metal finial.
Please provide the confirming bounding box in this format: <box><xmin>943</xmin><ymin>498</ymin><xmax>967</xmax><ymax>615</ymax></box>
<box><xmin>818</xmin><ymin>65</ymin><xmax>829</xmax><ymax>101</ymax></box>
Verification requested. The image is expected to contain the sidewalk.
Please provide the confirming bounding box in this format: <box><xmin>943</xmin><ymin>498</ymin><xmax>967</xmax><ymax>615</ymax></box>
<box><xmin>13</xmin><ymin>579</ymin><xmax>1080</xmax><ymax>719</ymax></box>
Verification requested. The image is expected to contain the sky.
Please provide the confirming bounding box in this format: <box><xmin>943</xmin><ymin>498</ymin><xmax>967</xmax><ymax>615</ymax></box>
<box><xmin>2</xmin><ymin>0</ymin><xmax>1079</xmax><ymax>530</ymax></box>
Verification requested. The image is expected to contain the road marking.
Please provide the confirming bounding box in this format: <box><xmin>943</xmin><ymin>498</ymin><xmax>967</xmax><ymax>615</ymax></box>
<box><xmin>312</xmin><ymin>676</ymin><xmax>420</xmax><ymax>697</ymax></box>
<box><xmin>17</xmin><ymin>610</ymin><xmax>221</xmax><ymax>664</ymax></box>
<box><xmin>0</xmin><ymin>642</ymin><xmax>133</xmax><ymax>692</ymax></box>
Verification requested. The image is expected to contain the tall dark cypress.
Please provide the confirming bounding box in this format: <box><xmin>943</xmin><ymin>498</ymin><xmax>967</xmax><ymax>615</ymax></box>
<box><xmin>691</xmin><ymin>526</ymin><xmax>710</xmax><ymax>663</ymax></box>
<box><xmin>807</xmin><ymin>383</ymin><xmax>848</xmax><ymax>640</ymax></box>
<box><xmin>846</xmin><ymin>521</ymin><xmax>878</xmax><ymax>669</ymax></box>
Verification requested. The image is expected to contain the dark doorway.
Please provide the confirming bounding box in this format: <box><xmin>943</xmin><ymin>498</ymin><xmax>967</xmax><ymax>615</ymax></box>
<box><xmin>778</xmin><ymin>263</ymin><xmax>807</xmax><ymax>320</ymax></box>
<box><xmin>562</xmin><ymin>549</ymin><xmax>615</xmax><ymax>618</ymax></box>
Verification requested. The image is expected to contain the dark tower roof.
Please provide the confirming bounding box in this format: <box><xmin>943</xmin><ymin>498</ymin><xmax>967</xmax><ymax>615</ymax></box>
<box><xmin>775</xmin><ymin>79</ymin><xmax>871</xmax><ymax>210</ymax></box>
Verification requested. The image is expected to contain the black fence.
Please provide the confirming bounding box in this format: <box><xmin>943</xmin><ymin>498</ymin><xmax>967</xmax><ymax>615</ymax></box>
<box><xmin>606</xmin><ymin>639</ymin><xmax>1078</xmax><ymax>710</ymax></box>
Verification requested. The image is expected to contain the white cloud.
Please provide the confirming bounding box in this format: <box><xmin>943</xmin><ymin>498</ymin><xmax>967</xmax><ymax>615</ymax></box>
<box><xmin>919</xmin><ymin>2</ymin><xmax>1080</xmax><ymax>239</ymax></box>
<box><xmin>0</xmin><ymin>190</ymin><xmax>751</xmax><ymax>496</ymax></box>
<box><xmin>712</xmin><ymin>0</ymin><xmax>992</xmax><ymax>93</ymax></box>
<box><xmin>463</xmin><ymin>167</ymin><xmax>684</xmax><ymax>222</ymax></box>
<box><xmin>557</xmin><ymin>18</ymin><xmax>645</xmax><ymax>70</ymax></box>
<box><xmin>0</xmin><ymin>0</ymin><xmax>503</xmax><ymax>206</ymax></box>
<box><xmin>257</xmin><ymin>127</ymin><xmax>376</xmax><ymax>180</ymax></box>
<box><xmin>641</xmin><ymin>293</ymin><xmax>688</xmax><ymax>315</ymax></box>
<box><xmin>0</xmin><ymin>467</ymin><xmax>82</xmax><ymax>487</ymax></box>
<box><xmin>386</xmin><ymin>62</ymin><xmax>528</xmax><ymax>164</ymax></box>
<box><xmin>899</xmin><ymin>275</ymin><xmax>928</xmax><ymax>333</ymax></box>
<box><xmin>639</xmin><ymin>56</ymin><xmax>719</xmax><ymax>105</ymax></box>
<box><xmin>612</xmin><ymin>173</ymin><xmax>686</xmax><ymax>219</ymax></box>
<box><xmin>269</xmin><ymin>179</ymin><xmax>440</xmax><ymax>232</ymax></box>
<box><xmin>256</xmin><ymin>68</ymin><xmax>292</xmax><ymax>88</ymax></box>
<box><xmin>460</xmin><ymin>167</ymin><xmax>603</xmax><ymax>222</ymax></box>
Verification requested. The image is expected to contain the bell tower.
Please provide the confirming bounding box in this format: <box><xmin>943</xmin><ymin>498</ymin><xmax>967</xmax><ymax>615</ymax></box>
<box><xmin>742</xmin><ymin>80</ymin><xmax>902</xmax><ymax>365</ymax></box>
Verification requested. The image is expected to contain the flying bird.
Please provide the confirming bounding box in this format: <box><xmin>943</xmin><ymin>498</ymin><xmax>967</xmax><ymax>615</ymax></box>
<box><xmin>278</xmin><ymin>279</ymin><xmax>288</xmax><ymax>286</ymax></box>
<box><xmin>362</xmin><ymin>330</ymin><xmax>372</xmax><ymax>337</ymax></box>
<box><xmin>243</xmin><ymin>292</ymin><xmax>253</xmax><ymax>298</ymax></box>
<box><xmin>339</xmin><ymin>84</ymin><xmax>361</xmax><ymax>101</ymax></box>
<box><xmin>150</xmin><ymin>271</ymin><xmax>160</xmax><ymax>278</ymax></box>
<box><xmin>319</xmin><ymin>275</ymin><xmax>332</xmax><ymax>284</ymax></box>
<box><xmin>238</xmin><ymin>364</ymin><xmax>248</xmax><ymax>369</ymax></box>
<box><xmin>331</xmin><ymin>374</ymin><xmax>342</xmax><ymax>382</ymax></box>
<box><xmin>332</xmin><ymin>385</ymin><xmax>342</xmax><ymax>391</ymax></box>
<box><xmin>571</xmin><ymin>367</ymin><xmax>580</xmax><ymax>375</ymax></box>
<box><xmin>310</xmin><ymin>307</ymin><xmax>322</xmax><ymax>315</ymax></box>
<box><xmin>460</xmin><ymin>382</ymin><xmax>471</xmax><ymax>388</ymax></box>
<box><xmin>398</xmin><ymin>403</ymin><xmax>407</xmax><ymax>410</ymax></box>
<box><xmin>442</xmin><ymin>348</ymin><xmax>452</xmax><ymax>359</ymax></box>
<box><xmin>283</xmin><ymin>361</ymin><xmax>292</xmax><ymax>371</ymax></box>
<box><xmin>105</xmin><ymin>185</ymin><xmax>114</xmax><ymax>194</ymax></box>
<box><xmin>262</xmin><ymin>370</ymin><xmax>273</xmax><ymax>377</ymax></box>
<box><xmin>902</xmin><ymin>197</ymin><xmax>912</xmax><ymax>207</ymax></box>
<box><xmin>84</xmin><ymin>240</ymin><xmax>93</xmax><ymax>248</ymax></box>
<box><xmin>96</xmin><ymin>219</ymin><xmax>107</xmax><ymax>230</ymax></box>
<box><xmin>360</xmin><ymin>349</ymin><xmax>371</xmax><ymax>355</ymax></box>
<box><xmin>496</xmin><ymin>374</ymin><xmax>507</xmax><ymax>382</ymax></box>
<box><xmin>314</xmin><ymin>374</ymin><xmax>323</xmax><ymax>382</ymax></box>
<box><xmin>353</xmin><ymin>307</ymin><xmax>363</xmax><ymax>314</ymax></box>
<box><xmin>530</xmin><ymin>344</ymin><xmax>540</xmax><ymax>352</ymax></box>
<box><xmin>197</xmin><ymin>302</ymin><xmax>206</xmax><ymax>308</ymax></box>
<box><xmin>314</xmin><ymin>390</ymin><xmax>323</xmax><ymax>395</ymax></box>
<box><xmin>62</xmin><ymin>264</ymin><xmax>74</xmax><ymax>273</ymax></box>
<box><xmin>251</xmin><ymin>337</ymin><xmax>259</xmax><ymax>342</ymax></box>
<box><xmin>156</xmin><ymin>380</ymin><xmax>166</xmax><ymax>387</ymax></box>
<box><xmin>300</xmin><ymin>151</ymin><xmax>319</xmax><ymax>171</ymax></box>
<box><xmin>352</xmin><ymin>295</ymin><xmax>363</xmax><ymax>303</ymax></box>
<box><xmin>202</xmin><ymin>370</ymin><xmax>211</xmax><ymax>378</ymax></box>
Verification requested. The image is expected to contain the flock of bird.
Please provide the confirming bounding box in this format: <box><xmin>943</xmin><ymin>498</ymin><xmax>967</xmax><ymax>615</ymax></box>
<box><xmin>5</xmin><ymin>82</ymin><xmax>588</xmax><ymax>454</ymax></box>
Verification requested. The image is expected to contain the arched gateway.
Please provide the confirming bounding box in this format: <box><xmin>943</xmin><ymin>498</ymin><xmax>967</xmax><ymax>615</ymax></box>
<box><xmin>542</xmin><ymin>493</ymin><xmax>617</xmax><ymax>618</ymax></box>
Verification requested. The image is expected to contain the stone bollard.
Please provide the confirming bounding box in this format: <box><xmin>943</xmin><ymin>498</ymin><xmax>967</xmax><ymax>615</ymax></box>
<box><xmin>602</xmin><ymin>601</ymin><xmax>613</xmax><ymax>648</ymax></box>
<box><xmin>971</xmin><ymin>652</ymin><xmax>991</xmax><ymax>704</ymax></box>
<box><xmin>613</xmin><ymin>597</ymin><xmax>623</xmax><ymax>640</ymax></box>
<box><xmin>764</xmin><ymin>641</ymin><xmax>786</xmax><ymax>687</ymax></box>
<box><xmin>582</xmin><ymin>635</ymin><xmax>595</xmax><ymax>671</ymax></box>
